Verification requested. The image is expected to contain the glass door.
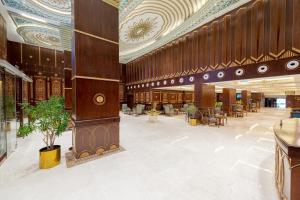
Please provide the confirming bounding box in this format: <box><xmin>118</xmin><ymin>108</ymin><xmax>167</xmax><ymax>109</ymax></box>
<box><xmin>0</xmin><ymin>70</ymin><xmax>6</xmax><ymax>162</ymax></box>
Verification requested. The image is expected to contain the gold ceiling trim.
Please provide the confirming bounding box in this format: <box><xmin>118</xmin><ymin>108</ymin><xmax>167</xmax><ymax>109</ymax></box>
<box><xmin>102</xmin><ymin>0</ymin><xmax>119</xmax><ymax>9</ymax></box>
<box><xmin>74</xmin><ymin>29</ymin><xmax>119</xmax><ymax>45</ymax></box>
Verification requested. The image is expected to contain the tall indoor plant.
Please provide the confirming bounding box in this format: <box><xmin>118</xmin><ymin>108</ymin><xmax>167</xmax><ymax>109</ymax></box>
<box><xmin>18</xmin><ymin>96</ymin><xmax>69</xmax><ymax>169</ymax></box>
<box><xmin>187</xmin><ymin>104</ymin><xmax>198</xmax><ymax>126</ymax></box>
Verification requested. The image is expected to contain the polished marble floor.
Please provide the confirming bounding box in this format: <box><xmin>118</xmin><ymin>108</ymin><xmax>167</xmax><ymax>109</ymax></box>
<box><xmin>0</xmin><ymin>108</ymin><xmax>288</xmax><ymax>200</ymax></box>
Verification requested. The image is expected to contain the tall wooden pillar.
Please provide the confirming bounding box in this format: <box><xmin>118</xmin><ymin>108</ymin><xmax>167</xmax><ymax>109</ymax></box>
<box><xmin>194</xmin><ymin>81</ymin><xmax>216</xmax><ymax>109</ymax></box>
<box><xmin>64</xmin><ymin>51</ymin><xmax>72</xmax><ymax>111</ymax></box>
<box><xmin>241</xmin><ymin>90</ymin><xmax>251</xmax><ymax>111</ymax></box>
<box><xmin>222</xmin><ymin>88</ymin><xmax>236</xmax><ymax>115</ymax></box>
<box><xmin>71</xmin><ymin>0</ymin><xmax>119</xmax><ymax>159</ymax></box>
<box><xmin>16</xmin><ymin>78</ymin><xmax>23</xmax><ymax>126</ymax></box>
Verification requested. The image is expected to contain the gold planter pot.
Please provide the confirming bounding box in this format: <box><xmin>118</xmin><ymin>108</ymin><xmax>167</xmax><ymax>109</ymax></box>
<box><xmin>39</xmin><ymin>145</ymin><xmax>61</xmax><ymax>169</ymax></box>
<box><xmin>189</xmin><ymin>118</ymin><xmax>197</xmax><ymax>126</ymax></box>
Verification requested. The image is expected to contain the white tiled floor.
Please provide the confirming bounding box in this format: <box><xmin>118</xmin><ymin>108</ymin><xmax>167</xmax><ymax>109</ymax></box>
<box><xmin>0</xmin><ymin>108</ymin><xmax>288</xmax><ymax>200</ymax></box>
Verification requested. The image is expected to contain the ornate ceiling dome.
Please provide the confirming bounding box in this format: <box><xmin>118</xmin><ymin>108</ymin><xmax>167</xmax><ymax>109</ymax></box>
<box><xmin>17</xmin><ymin>25</ymin><xmax>61</xmax><ymax>48</ymax></box>
<box><xmin>30</xmin><ymin>0</ymin><xmax>71</xmax><ymax>14</ymax></box>
<box><xmin>120</xmin><ymin>0</ymin><xmax>208</xmax><ymax>59</ymax></box>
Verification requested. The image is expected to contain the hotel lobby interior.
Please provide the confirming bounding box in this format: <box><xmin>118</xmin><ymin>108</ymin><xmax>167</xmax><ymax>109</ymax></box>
<box><xmin>0</xmin><ymin>0</ymin><xmax>300</xmax><ymax>199</ymax></box>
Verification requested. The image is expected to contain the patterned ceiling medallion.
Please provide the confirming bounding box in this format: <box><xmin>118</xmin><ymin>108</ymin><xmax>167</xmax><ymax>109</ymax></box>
<box><xmin>170</xmin><ymin>79</ymin><xmax>175</xmax><ymax>84</ymax></box>
<box><xmin>257</xmin><ymin>65</ymin><xmax>269</xmax><ymax>74</ymax></box>
<box><xmin>189</xmin><ymin>76</ymin><xmax>194</xmax><ymax>82</ymax></box>
<box><xmin>179</xmin><ymin>78</ymin><xmax>184</xmax><ymax>84</ymax></box>
<box><xmin>156</xmin><ymin>81</ymin><xmax>160</xmax><ymax>86</ymax></box>
<box><xmin>203</xmin><ymin>73</ymin><xmax>209</xmax><ymax>80</ymax></box>
<box><xmin>235</xmin><ymin>68</ymin><xmax>244</xmax><ymax>76</ymax></box>
<box><xmin>120</xmin><ymin>13</ymin><xmax>164</xmax><ymax>44</ymax></box>
<box><xmin>93</xmin><ymin>93</ymin><xmax>106</xmax><ymax>106</ymax></box>
<box><xmin>146</xmin><ymin>83</ymin><xmax>149</xmax><ymax>87</ymax></box>
<box><xmin>217</xmin><ymin>71</ymin><xmax>225</xmax><ymax>79</ymax></box>
<box><xmin>286</xmin><ymin>60</ymin><xmax>299</xmax><ymax>70</ymax></box>
<box><xmin>142</xmin><ymin>84</ymin><xmax>144</xmax><ymax>88</ymax></box>
<box><xmin>163</xmin><ymin>80</ymin><xmax>167</xmax><ymax>85</ymax></box>
<box><xmin>17</xmin><ymin>25</ymin><xmax>62</xmax><ymax>49</ymax></box>
<box><xmin>151</xmin><ymin>82</ymin><xmax>154</xmax><ymax>86</ymax></box>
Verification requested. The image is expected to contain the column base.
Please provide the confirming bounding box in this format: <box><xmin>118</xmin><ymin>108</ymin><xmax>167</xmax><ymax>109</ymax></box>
<box><xmin>65</xmin><ymin>146</ymin><xmax>123</xmax><ymax>168</ymax></box>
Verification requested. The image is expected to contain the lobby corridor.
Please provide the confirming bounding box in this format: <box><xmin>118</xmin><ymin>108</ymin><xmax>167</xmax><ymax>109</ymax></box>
<box><xmin>0</xmin><ymin>108</ymin><xmax>288</xmax><ymax>200</ymax></box>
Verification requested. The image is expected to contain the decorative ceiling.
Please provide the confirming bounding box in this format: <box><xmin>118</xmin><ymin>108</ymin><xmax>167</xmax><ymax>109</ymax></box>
<box><xmin>119</xmin><ymin>0</ymin><xmax>250</xmax><ymax>63</ymax></box>
<box><xmin>1</xmin><ymin>0</ymin><xmax>71</xmax><ymax>50</ymax></box>
<box><xmin>0</xmin><ymin>0</ymin><xmax>250</xmax><ymax>59</ymax></box>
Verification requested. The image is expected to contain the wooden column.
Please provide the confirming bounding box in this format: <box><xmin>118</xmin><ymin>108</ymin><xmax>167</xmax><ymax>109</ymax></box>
<box><xmin>241</xmin><ymin>90</ymin><xmax>251</xmax><ymax>111</ymax></box>
<box><xmin>71</xmin><ymin>0</ymin><xmax>119</xmax><ymax>159</ymax></box>
<box><xmin>194</xmin><ymin>81</ymin><xmax>216</xmax><ymax>109</ymax></box>
<box><xmin>222</xmin><ymin>88</ymin><xmax>236</xmax><ymax>115</ymax></box>
<box><xmin>64</xmin><ymin>51</ymin><xmax>72</xmax><ymax>111</ymax></box>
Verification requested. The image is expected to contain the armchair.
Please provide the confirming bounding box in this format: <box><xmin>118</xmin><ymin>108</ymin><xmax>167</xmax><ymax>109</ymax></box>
<box><xmin>163</xmin><ymin>104</ymin><xmax>175</xmax><ymax>116</ymax></box>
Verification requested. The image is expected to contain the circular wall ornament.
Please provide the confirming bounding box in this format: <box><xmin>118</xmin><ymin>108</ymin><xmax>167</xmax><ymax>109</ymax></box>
<box><xmin>163</xmin><ymin>80</ymin><xmax>167</xmax><ymax>85</ymax></box>
<box><xmin>138</xmin><ymin>85</ymin><xmax>140</xmax><ymax>88</ymax></box>
<box><xmin>179</xmin><ymin>78</ymin><xmax>184</xmax><ymax>83</ymax></box>
<box><xmin>157</xmin><ymin>81</ymin><xmax>160</xmax><ymax>86</ymax></box>
<box><xmin>142</xmin><ymin>84</ymin><xmax>144</xmax><ymax>88</ymax></box>
<box><xmin>286</xmin><ymin>60</ymin><xmax>299</xmax><ymax>70</ymax></box>
<box><xmin>151</xmin><ymin>82</ymin><xmax>154</xmax><ymax>86</ymax></box>
<box><xmin>203</xmin><ymin>73</ymin><xmax>209</xmax><ymax>80</ymax></box>
<box><xmin>146</xmin><ymin>83</ymin><xmax>149</xmax><ymax>87</ymax></box>
<box><xmin>134</xmin><ymin>85</ymin><xmax>136</xmax><ymax>89</ymax></box>
<box><xmin>217</xmin><ymin>71</ymin><xmax>225</xmax><ymax>79</ymax></box>
<box><xmin>235</xmin><ymin>68</ymin><xmax>244</xmax><ymax>76</ymax></box>
<box><xmin>189</xmin><ymin>76</ymin><xmax>194</xmax><ymax>82</ymax></box>
<box><xmin>170</xmin><ymin>79</ymin><xmax>175</xmax><ymax>84</ymax></box>
<box><xmin>257</xmin><ymin>65</ymin><xmax>269</xmax><ymax>74</ymax></box>
<box><xmin>93</xmin><ymin>93</ymin><xmax>105</xmax><ymax>106</ymax></box>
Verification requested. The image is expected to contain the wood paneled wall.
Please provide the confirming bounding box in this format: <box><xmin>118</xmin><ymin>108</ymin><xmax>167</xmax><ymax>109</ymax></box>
<box><xmin>7</xmin><ymin>41</ymin><xmax>71</xmax><ymax>104</ymax></box>
<box><xmin>0</xmin><ymin>14</ymin><xmax>7</xmax><ymax>60</ymax></box>
<box><xmin>286</xmin><ymin>95</ymin><xmax>300</xmax><ymax>108</ymax></box>
<box><xmin>132</xmin><ymin>89</ymin><xmax>194</xmax><ymax>105</ymax></box>
<box><xmin>126</xmin><ymin>0</ymin><xmax>300</xmax><ymax>84</ymax></box>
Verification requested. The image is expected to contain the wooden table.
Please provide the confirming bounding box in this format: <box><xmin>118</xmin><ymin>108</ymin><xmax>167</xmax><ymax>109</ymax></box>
<box><xmin>274</xmin><ymin>119</ymin><xmax>300</xmax><ymax>200</ymax></box>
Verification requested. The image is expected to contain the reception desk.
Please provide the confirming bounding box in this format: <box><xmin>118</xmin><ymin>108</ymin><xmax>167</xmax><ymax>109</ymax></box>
<box><xmin>274</xmin><ymin>119</ymin><xmax>300</xmax><ymax>200</ymax></box>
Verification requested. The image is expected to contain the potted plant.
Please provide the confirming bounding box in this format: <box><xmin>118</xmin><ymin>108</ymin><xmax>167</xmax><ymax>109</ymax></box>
<box><xmin>187</xmin><ymin>105</ymin><xmax>198</xmax><ymax>126</ymax></box>
<box><xmin>18</xmin><ymin>96</ymin><xmax>69</xmax><ymax>169</ymax></box>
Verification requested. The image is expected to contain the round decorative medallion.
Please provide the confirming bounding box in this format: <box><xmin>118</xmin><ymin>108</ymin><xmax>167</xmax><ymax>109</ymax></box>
<box><xmin>170</xmin><ymin>79</ymin><xmax>175</xmax><ymax>84</ymax></box>
<box><xmin>157</xmin><ymin>81</ymin><xmax>160</xmax><ymax>86</ymax></box>
<box><xmin>142</xmin><ymin>84</ymin><xmax>144</xmax><ymax>88</ymax></box>
<box><xmin>217</xmin><ymin>71</ymin><xmax>225</xmax><ymax>79</ymax></box>
<box><xmin>179</xmin><ymin>78</ymin><xmax>184</xmax><ymax>83</ymax></box>
<box><xmin>235</xmin><ymin>68</ymin><xmax>244</xmax><ymax>76</ymax></box>
<box><xmin>203</xmin><ymin>73</ymin><xmax>209</xmax><ymax>80</ymax></box>
<box><xmin>257</xmin><ymin>65</ymin><xmax>269</xmax><ymax>74</ymax></box>
<box><xmin>286</xmin><ymin>60</ymin><xmax>299</xmax><ymax>70</ymax></box>
<box><xmin>151</xmin><ymin>82</ymin><xmax>154</xmax><ymax>86</ymax></box>
<box><xmin>146</xmin><ymin>83</ymin><xmax>149</xmax><ymax>87</ymax></box>
<box><xmin>134</xmin><ymin>85</ymin><xmax>136</xmax><ymax>89</ymax></box>
<box><xmin>93</xmin><ymin>93</ymin><xmax>105</xmax><ymax>106</ymax></box>
<box><xmin>138</xmin><ymin>85</ymin><xmax>140</xmax><ymax>88</ymax></box>
<box><xmin>127</xmin><ymin>86</ymin><xmax>129</xmax><ymax>90</ymax></box>
<box><xmin>189</xmin><ymin>76</ymin><xmax>194</xmax><ymax>82</ymax></box>
<box><xmin>120</xmin><ymin>13</ymin><xmax>165</xmax><ymax>44</ymax></box>
<box><xmin>163</xmin><ymin>80</ymin><xmax>167</xmax><ymax>85</ymax></box>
